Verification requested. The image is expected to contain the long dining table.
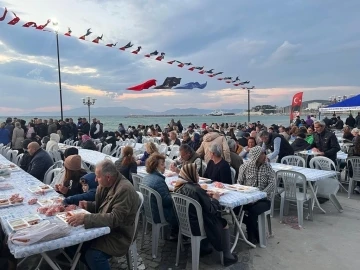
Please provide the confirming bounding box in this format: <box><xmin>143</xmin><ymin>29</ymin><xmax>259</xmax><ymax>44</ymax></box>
<box><xmin>136</xmin><ymin>166</ymin><xmax>268</xmax><ymax>250</ymax></box>
<box><xmin>0</xmin><ymin>154</ymin><xmax>110</xmax><ymax>270</ymax></box>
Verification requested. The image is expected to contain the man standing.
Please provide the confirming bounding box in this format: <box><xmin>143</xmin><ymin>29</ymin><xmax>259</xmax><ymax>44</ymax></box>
<box><xmin>308</xmin><ymin>120</ymin><xmax>340</xmax><ymax>163</ymax></box>
<box><xmin>80</xmin><ymin>118</ymin><xmax>90</xmax><ymax>135</ymax></box>
<box><xmin>27</xmin><ymin>142</ymin><xmax>54</xmax><ymax>181</ymax></box>
<box><xmin>48</xmin><ymin>119</ymin><xmax>57</xmax><ymax>135</ymax></box>
<box><xmin>259</xmin><ymin>130</ymin><xmax>294</xmax><ymax>162</ymax></box>
<box><xmin>90</xmin><ymin>118</ymin><xmax>100</xmax><ymax>139</ymax></box>
<box><xmin>67</xmin><ymin>160</ymin><xmax>139</xmax><ymax>270</ymax></box>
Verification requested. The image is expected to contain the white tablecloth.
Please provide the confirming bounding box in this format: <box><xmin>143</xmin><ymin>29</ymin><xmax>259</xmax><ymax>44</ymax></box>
<box><xmin>136</xmin><ymin>166</ymin><xmax>267</xmax><ymax>209</ymax></box>
<box><xmin>59</xmin><ymin>143</ymin><xmax>118</xmax><ymax>165</ymax></box>
<box><xmin>271</xmin><ymin>163</ymin><xmax>337</xmax><ymax>181</ymax></box>
<box><xmin>297</xmin><ymin>150</ymin><xmax>348</xmax><ymax>161</ymax></box>
<box><xmin>0</xmin><ymin>155</ymin><xmax>110</xmax><ymax>259</ymax></box>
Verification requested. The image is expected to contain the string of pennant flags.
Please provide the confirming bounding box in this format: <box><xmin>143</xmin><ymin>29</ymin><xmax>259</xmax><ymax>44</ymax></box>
<box><xmin>0</xmin><ymin>7</ymin><xmax>254</xmax><ymax>89</ymax></box>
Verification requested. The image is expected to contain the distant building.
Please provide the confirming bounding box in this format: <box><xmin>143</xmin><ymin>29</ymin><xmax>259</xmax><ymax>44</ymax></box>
<box><xmin>307</xmin><ymin>102</ymin><xmax>322</xmax><ymax>110</ymax></box>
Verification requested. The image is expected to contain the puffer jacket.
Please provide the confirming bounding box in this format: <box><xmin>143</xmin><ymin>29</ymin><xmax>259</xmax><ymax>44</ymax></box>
<box><xmin>196</xmin><ymin>132</ymin><xmax>231</xmax><ymax>163</ymax></box>
<box><xmin>142</xmin><ymin>171</ymin><xmax>175</xmax><ymax>224</ymax></box>
<box><xmin>46</xmin><ymin>133</ymin><xmax>60</xmax><ymax>151</ymax></box>
<box><xmin>308</xmin><ymin>129</ymin><xmax>341</xmax><ymax>163</ymax></box>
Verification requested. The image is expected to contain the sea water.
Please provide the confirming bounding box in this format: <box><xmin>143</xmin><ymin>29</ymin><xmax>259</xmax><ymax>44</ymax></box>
<box><xmin>4</xmin><ymin>115</ymin><xmax>300</xmax><ymax>131</ymax></box>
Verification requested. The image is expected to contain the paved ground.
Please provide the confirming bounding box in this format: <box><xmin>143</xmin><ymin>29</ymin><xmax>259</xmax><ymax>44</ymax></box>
<box><xmin>8</xmin><ymin>190</ymin><xmax>360</xmax><ymax>270</ymax></box>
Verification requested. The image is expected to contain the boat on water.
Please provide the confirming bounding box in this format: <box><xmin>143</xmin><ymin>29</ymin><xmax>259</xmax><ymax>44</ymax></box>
<box><xmin>208</xmin><ymin>110</ymin><xmax>223</xmax><ymax>116</ymax></box>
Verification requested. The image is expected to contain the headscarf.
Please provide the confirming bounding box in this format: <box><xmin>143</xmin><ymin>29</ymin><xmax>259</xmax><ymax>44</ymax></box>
<box><xmin>174</xmin><ymin>163</ymin><xmax>198</xmax><ymax>191</ymax></box>
<box><xmin>82</xmin><ymin>135</ymin><xmax>91</xmax><ymax>142</ymax></box>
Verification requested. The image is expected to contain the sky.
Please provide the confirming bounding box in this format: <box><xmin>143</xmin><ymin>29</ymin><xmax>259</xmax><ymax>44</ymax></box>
<box><xmin>0</xmin><ymin>0</ymin><xmax>359</xmax><ymax>116</ymax></box>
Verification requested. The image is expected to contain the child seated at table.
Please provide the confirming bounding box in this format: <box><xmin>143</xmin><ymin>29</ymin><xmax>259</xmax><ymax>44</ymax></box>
<box><xmin>63</xmin><ymin>173</ymin><xmax>98</xmax><ymax>205</ymax></box>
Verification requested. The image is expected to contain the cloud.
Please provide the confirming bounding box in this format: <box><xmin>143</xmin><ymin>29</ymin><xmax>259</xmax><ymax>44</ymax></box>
<box><xmin>0</xmin><ymin>1</ymin><xmax>359</xmax><ymax>112</ymax></box>
<box><xmin>262</xmin><ymin>41</ymin><xmax>302</xmax><ymax>67</ymax></box>
<box><xmin>32</xmin><ymin>105</ymin><xmax>72</xmax><ymax>112</ymax></box>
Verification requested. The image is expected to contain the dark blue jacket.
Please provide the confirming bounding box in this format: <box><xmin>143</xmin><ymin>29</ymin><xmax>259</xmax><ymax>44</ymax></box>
<box><xmin>142</xmin><ymin>171</ymin><xmax>175</xmax><ymax>224</ymax></box>
<box><xmin>63</xmin><ymin>173</ymin><xmax>98</xmax><ymax>205</ymax></box>
<box><xmin>0</xmin><ymin>128</ymin><xmax>10</xmax><ymax>145</ymax></box>
<box><xmin>27</xmin><ymin>148</ymin><xmax>54</xmax><ymax>181</ymax></box>
<box><xmin>139</xmin><ymin>151</ymin><xmax>150</xmax><ymax>166</ymax></box>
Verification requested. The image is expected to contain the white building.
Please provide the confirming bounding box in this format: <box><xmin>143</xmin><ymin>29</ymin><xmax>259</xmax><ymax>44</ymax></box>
<box><xmin>307</xmin><ymin>102</ymin><xmax>322</xmax><ymax>110</ymax></box>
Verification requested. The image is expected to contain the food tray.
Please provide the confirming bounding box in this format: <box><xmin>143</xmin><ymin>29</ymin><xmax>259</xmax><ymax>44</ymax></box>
<box><xmin>225</xmin><ymin>184</ymin><xmax>259</xmax><ymax>193</ymax></box>
<box><xmin>37</xmin><ymin>196</ymin><xmax>63</xmax><ymax>207</ymax></box>
<box><xmin>0</xmin><ymin>183</ymin><xmax>14</xmax><ymax>190</ymax></box>
<box><xmin>56</xmin><ymin>209</ymin><xmax>90</xmax><ymax>224</ymax></box>
<box><xmin>0</xmin><ymin>164</ymin><xmax>20</xmax><ymax>172</ymax></box>
<box><xmin>199</xmin><ymin>177</ymin><xmax>212</xmax><ymax>183</ymax></box>
<box><xmin>28</xmin><ymin>184</ymin><xmax>53</xmax><ymax>193</ymax></box>
<box><xmin>7</xmin><ymin>215</ymin><xmax>42</xmax><ymax>231</ymax></box>
<box><xmin>0</xmin><ymin>176</ymin><xmax>6</xmax><ymax>182</ymax></box>
<box><xmin>206</xmin><ymin>187</ymin><xmax>230</xmax><ymax>195</ymax></box>
<box><xmin>276</xmin><ymin>165</ymin><xmax>293</xmax><ymax>170</ymax></box>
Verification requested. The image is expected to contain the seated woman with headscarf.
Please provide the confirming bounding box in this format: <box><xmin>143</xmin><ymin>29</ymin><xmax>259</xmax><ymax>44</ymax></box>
<box><xmin>81</xmin><ymin>135</ymin><xmax>97</xmax><ymax>150</ymax></box>
<box><xmin>174</xmin><ymin>164</ymin><xmax>238</xmax><ymax>266</ymax></box>
<box><xmin>237</xmin><ymin>146</ymin><xmax>275</xmax><ymax>244</ymax></box>
<box><xmin>203</xmin><ymin>144</ymin><xmax>232</xmax><ymax>184</ymax></box>
<box><xmin>46</xmin><ymin>133</ymin><xmax>60</xmax><ymax>152</ymax></box>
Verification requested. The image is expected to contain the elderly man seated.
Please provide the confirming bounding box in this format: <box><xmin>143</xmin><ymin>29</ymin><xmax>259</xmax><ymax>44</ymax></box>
<box><xmin>67</xmin><ymin>160</ymin><xmax>139</xmax><ymax>270</ymax></box>
<box><xmin>170</xmin><ymin>144</ymin><xmax>204</xmax><ymax>176</ymax></box>
<box><xmin>237</xmin><ymin>146</ymin><xmax>274</xmax><ymax>244</ymax></box>
<box><xmin>203</xmin><ymin>144</ymin><xmax>232</xmax><ymax>184</ymax></box>
<box><xmin>307</xmin><ymin>120</ymin><xmax>341</xmax><ymax>164</ymax></box>
<box><xmin>27</xmin><ymin>142</ymin><xmax>54</xmax><ymax>181</ymax></box>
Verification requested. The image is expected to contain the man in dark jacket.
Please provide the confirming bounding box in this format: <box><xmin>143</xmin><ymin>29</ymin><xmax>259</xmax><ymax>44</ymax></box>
<box><xmin>238</xmin><ymin>132</ymin><xmax>250</xmax><ymax>147</ymax></box>
<box><xmin>345</xmin><ymin>114</ymin><xmax>356</xmax><ymax>128</ymax></box>
<box><xmin>308</xmin><ymin>120</ymin><xmax>341</xmax><ymax>163</ymax></box>
<box><xmin>259</xmin><ymin>130</ymin><xmax>294</xmax><ymax>162</ymax></box>
<box><xmin>291</xmin><ymin>133</ymin><xmax>310</xmax><ymax>152</ymax></box>
<box><xmin>80</xmin><ymin>118</ymin><xmax>90</xmax><ymax>135</ymax></box>
<box><xmin>27</xmin><ymin>142</ymin><xmax>54</xmax><ymax>181</ymax></box>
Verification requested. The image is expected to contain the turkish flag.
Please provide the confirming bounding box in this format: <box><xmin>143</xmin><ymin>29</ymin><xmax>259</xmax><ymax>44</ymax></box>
<box><xmin>290</xmin><ymin>92</ymin><xmax>303</xmax><ymax>122</ymax></box>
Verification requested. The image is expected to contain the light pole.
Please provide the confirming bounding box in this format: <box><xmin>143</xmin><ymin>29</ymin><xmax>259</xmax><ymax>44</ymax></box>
<box><xmin>53</xmin><ymin>20</ymin><xmax>63</xmax><ymax>120</ymax></box>
<box><xmin>83</xmin><ymin>96</ymin><xmax>96</xmax><ymax>122</ymax></box>
<box><xmin>242</xmin><ymin>86</ymin><xmax>255</xmax><ymax>123</ymax></box>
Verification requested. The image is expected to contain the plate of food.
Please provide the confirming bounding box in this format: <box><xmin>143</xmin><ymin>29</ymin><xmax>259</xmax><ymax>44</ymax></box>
<box><xmin>0</xmin><ymin>183</ymin><xmax>13</xmax><ymax>190</ymax></box>
<box><xmin>0</xmin><ymin>176</ymin><xmax>6</xmax><ymax>182</ymax></box>
<box><xmin>164</xmin><ymin>171</ymin><xmax>177</xmax><ymax>177</ymax></box>
<box><xmin>225</xmin><ymin>184</ymin><xmax>259</xmax><ymax>193</ymax></box>
<box><xmin>277</xmin><ymin>165</ymin><xmax>293</xmax><ymax>170</ymax></box>
<box><xmin>56</xmin><ymin>209</ymin><xmax>90</xmax><ymax>224</ymax></box>
<box><xmin>22</xmin><ymin>214</ymin><xmax>42</xmax><ymax>226</ymax></box>
<box><xmin>0</xmin><ymin>194</ymin><xmax>24</xmax><ymax>208</ymax></box>
<box><xmin>199</xmin><ymin>177</ymin><xmax>212</xmax><ymax>184</ymax></box>
<box><xmin>7</xmin><ymin>218</ymin><xmax>29</xmax><ymax>231</ymax></box>
<box><xmin>28</xmin><ymin>184</ymin><xmax>53</xmax><ymax>193</ymax></box>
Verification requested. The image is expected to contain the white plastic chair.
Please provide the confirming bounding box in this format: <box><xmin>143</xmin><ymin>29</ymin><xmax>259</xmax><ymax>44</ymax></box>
<box><xmin>168</xmin><ymin>145</ymin><xmax>180</xmax><ymax>160</ymax></box>
<box><xmin>11</xmin><ymin>150</ymin><xmax>19</xmax><ymax>163</ymax></box>
<box><xmin>48</xmin><ymin>150</ymin><xmax>62</xmax><ymax>162</ymax></box>
<box><xmin>281</xmin><ymin>155</ymin><xmax>306</xmax><ymax>167</ymax></box>
<box><xmin>102</xmin><ymin>144</ymin><xmax>112</xmax><ymax>155</ymax></box>
<box><xmin>15</xmin><ymin>153</ymin><xmax>24</xmax><ymax>166</ymax></box>
<box><xmin>158</xmin><ymin>144</ymin><xmax>168</xmax><ymax>155</ymax></box>
<box><xmin>72</xmin><ymin>141</ymin><xmax>80</xmax><ymax>146</ymax></box>
<box><xmin>43</xmin><ymin>161</ymin><xmax>64</xmax><ymax>183</ymax></box>
<box><xmin>230</xmin><ymin>167</ymin><xmax>236</xmax><ymax>184</ymax></box>
<box><xmin>165</xmin><ymin>158</ymin><xmax>174</xmax><ymax>170</ymax></box>
<box><xmin>63</xmin><ymin>139</ymin><xmax>71</xmax><ymax>145</ymax></box>
<box><xmin>126</xmin><ymin>192</ymin><xmax>144</xmax><ymax>270</ymax></box>
<box><xmin>138</xmin><ymin>184</ymin><xmax>169</xmax><ymax>258</ymax></box>
<box><xmin>44</xmin><ymin>168</ymin><xmax>61</xmax><ymax>185</ymax></box>
<box><xmin>277</xmin><ymin>170</ymin><xmax>313</xmax><ymax>227</ymax></box>
<box><xmin>309</xmin><ymin>156</ymin><xmax>344</xmax><ymax>212</ymax></box>
<box><xmin>4</xmin><ymin>149</ymin><xmax>13</xmax><ymax>161</ymax></box>
<box><xmin>96</xmin><ymin>143</ymin><xmax>102</xmax><ymax>152</ymax></box>
<box><xmin>171</xmin><ymin>193</ymin><xmax>223</xmax><ymax>270</ymax></box>
<box><xmin>346</xmin><ymin>157</ymin><xmax>360</xmax><ymax>199</ymax></box>
<box><xmin>131</xmin><ymin>173</ymin><xmax>143</xmax><ymax>192</ymax></box>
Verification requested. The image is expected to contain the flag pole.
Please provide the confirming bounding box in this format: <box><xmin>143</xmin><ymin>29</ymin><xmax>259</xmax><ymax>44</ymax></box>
<box><xmin>56</xmin><ymin>31</ymin><xmax>64</xmax><ymax>120</ymax></box>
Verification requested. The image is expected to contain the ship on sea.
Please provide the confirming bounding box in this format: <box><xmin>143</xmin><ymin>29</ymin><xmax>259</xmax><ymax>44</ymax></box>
<box><xmin>207</xmin><ymin>110</ymin><xmax>235</xmax><ymax>116</ymax></box>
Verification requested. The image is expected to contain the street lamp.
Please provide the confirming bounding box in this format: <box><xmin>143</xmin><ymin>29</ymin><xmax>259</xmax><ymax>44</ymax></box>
<box><xmin>83</xmin><ymin>96</ymin><xmax>96</xmax><ymax>122</ymax></box>
<box><xmin>52</xmin><ymin>20</ymin><xmax>63</xmax><ymax>120</ymax></box>
<box><xmin>242</xmin><ymin>86</ymin><xmax>255</xmax><ymax>123</ymax></box>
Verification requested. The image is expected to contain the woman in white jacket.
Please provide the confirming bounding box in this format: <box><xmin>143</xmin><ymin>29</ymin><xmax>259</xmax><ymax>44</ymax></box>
<box><xmin>46</xmin><ymin>133</ymin><xmax>60</xmax><ymax>152</ymax></box>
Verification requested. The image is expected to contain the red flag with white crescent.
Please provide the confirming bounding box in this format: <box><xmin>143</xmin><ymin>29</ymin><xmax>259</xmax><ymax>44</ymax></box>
<box><xmin>290</xmin><ymin>92</ymin><xmax>303</xmax><ymax>123</ymax></box>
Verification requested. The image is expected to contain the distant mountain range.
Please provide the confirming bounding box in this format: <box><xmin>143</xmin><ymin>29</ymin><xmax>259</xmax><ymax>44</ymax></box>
<box><xmin>25</xmin><ymin>107</ymin><xmax>244</xmax><ymax>116</ymax></box>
